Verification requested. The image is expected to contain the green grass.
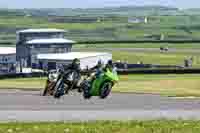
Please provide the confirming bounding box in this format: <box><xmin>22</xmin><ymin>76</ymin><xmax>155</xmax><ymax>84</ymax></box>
<box><xmin>0</xmin><ymin>16</ymin><xmax>119</xmax><ymax>30</ymax></box>
<box><xmin>74</xmin><ymin>49</ymin><xmax>200</xmax><ymax>67</ymax></box>
<box><xmin>0</xmin><ymin>77</ymin><xmax>47</xmax><ymax>89</ymax></box>
<box><xmin>1</xmin><ymin>120</ymin><xmax>200</xmax><ymax>133</ymax></box>
<box><xmin>115</xmin><ymin>74</ymin><xmax>200</xmax><ymax>97</ymax></box>
<box><xmin>74</xmin><ymin>43</ymin><xmax>200</xmax><ymax>49</ymax></box>
<box><xmin>1</xmin><ymin>74</ymin><xmax>200</xmax><ymax>97</ymax></box>
<box><xmin>112</xmin><ymin>51</ymin><xmax>199</xmax><ymax>67</ymax></box>
<box><xmin>1</xmin><ymin>15</ymin><xmax>200</xmax><ymax>41</ymax></box>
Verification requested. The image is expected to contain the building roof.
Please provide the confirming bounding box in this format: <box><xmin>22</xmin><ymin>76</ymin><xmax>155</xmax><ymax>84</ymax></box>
<box><xmin>37</xmin><ymin>52</ymin><xmax>111</xmax><ymax>60</ymax></box>
<box><xmin>0</xmin><ymin>47</ymin><xmax>16</xmax><ymax>55</ymax></box>
<box><xmin>26</xmin><ymin>38</ymin><xmax>75</xmax><ymax>44</ymax></box>
<box><xmin>17</xmin><ymin>28</ymin><xmax>66</xmax><ymax>34</ymax></box>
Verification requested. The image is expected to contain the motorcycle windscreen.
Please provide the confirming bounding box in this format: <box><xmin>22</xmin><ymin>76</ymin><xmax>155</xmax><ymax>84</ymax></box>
<box><xmin>105</xmin><ymin>69</ymin><xmax>119</xmax><ymax>81</ymax></box>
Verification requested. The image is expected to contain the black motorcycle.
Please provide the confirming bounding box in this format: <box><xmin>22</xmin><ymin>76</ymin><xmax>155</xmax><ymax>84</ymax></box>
<box><xmin>53</xmin><ymin>68</ymin><xmax>82</xmax><ymax>98</ymax></box>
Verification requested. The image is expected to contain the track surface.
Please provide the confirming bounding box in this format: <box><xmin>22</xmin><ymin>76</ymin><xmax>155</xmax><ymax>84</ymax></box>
<box><xmin>1</xmin><ymin>90</ymin><xmax>200</xmax><ymax>122</ymax></box>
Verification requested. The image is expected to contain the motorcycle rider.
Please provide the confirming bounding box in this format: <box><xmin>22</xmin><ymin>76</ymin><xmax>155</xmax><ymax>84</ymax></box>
<box><xmin>63</xmin><ymin>58</ymin><xmax>81</xmax><ymax>73</ymax></box>
<box><xmin>62</xmin><ymin>58</ymin><xmax>82</xmax><ymax>92</ymax></box>
<box><xmin>91</xmin><ymin>60</ymin><xmax>104</xmax><ymax>77</ymax></box>
<box><xmin>88</xmin><ymin>60</ymin><xmax>104</xmax><ymax>84</ymax></box>
<box><xmin>89</xmin><ymin>59</ymin><xmax>116</xmax><ymax>82</ymax></box>
<box><xmin>104</xmin><ymin>59</ymin><xmax>115</xmax><ymax>72</ymax></box>
<box><xmin>82</xmin><ymin>59</ymin><xmax>118</xmax><ymax>99</ymax></box>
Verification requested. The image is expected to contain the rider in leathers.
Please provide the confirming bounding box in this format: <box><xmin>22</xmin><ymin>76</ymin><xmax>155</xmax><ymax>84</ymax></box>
<box><xmin>63</xmin><ymin>58</ymin><xmax>81</xmax><ymax>73</ymax></box>
<box><xmin>62</xmin><ymin>58</ymin><xmax>82</xmax><ymax>93</ymax></box>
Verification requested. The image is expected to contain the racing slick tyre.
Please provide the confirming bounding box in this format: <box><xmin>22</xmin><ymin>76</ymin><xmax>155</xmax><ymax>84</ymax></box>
<box><xmin>82</xmin><ymin>81</ymin><xmax>91</xmax><ymax>99</ymax></box>
<box><xmin>53</xmin><ymin>77</ymin><xmax>65</xmax><ymax>99</ymax></box>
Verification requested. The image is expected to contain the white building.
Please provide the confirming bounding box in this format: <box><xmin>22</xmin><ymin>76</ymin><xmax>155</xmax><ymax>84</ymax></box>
<box><xmin>16</xmin><ymin>28</ymin><xmax>75</xmax><ymax>71</ymax></box>
<box><xmin>37</xmin><ymin>52</ymin><xmax>112</xmax><ymax>70</ymax></box>
<box><xmin>128</xmin><ymin>17</ymin><xmax>148</xmax><ymax>24</ymax></box>
<box><xmin>0</xmin><ymin>47</ymin><xmax>16</xmax><ymax>74</ymax></box>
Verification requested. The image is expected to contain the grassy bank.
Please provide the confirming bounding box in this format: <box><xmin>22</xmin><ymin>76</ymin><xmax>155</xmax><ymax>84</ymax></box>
<box><xmin>1</xmin><ymin>14</ymin><xmax>200</xmax><ymax>42</ymax></box>
<box><xmin>116</xmin><ymin>74</ymin><xmax>200</xmax><ymax>97</ymax></box>
<box><xmin>74</xmin><ymin>43</ymin><xmax>200</xmax><ymax>49</ymax></box>
<box><xmin>1</xmin><ymin>120</ymin><xmax>200</xmax><ymax>133</ymax></box>
<box><xmin>0</xmin><ymin>74</ymin><xmax>200</xmax><ymax>97</ymax></box>
<box><xmin>0</xmin><ymin>77</ymin><xmax>46</xmax><ymax>90</ymax></box>
<box><xmin>113</xmin><ymin>51</ymin><xmax>200</xmax><ymax>67</ymax></box>
<box><xmin>73</xmin><ymin>48</ymin><xmax>200</xmax><ymax>67</ymax></box>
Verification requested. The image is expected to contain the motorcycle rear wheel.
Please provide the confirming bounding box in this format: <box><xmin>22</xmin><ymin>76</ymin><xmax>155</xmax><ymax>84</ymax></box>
<box><xmin>82</xmin><ymin>81</ymin><xmax>91</xmax><ymax>99</ymax></box>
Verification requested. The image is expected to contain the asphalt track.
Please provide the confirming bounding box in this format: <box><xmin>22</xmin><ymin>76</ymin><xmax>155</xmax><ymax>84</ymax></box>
<box><xmin>1</xmin><ymin>90</ymin><xmax>200</xmax><ymax>122</ymax></box>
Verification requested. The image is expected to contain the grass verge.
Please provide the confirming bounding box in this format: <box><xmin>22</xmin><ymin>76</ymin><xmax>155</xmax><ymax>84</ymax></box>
<box><xmin>1</xmin><ymin>120</ymin><xmax>200</xmax><ymax>133</ymax></box>
<box><xmin>74</xmin><ymin>43</ymin><xmax>200</xmax><ymax>49</ymax></box>
<box><xmin>115</xmin><ymin>74</ymin><xmax>200</xmax><ymax>97</ymax></box>
<box><xmin>73</xmin><ymin>48</ymin><xmax>200</xmax><ymax>67</ymax></box>
<box><xmin>0</xmin><ymin>77</ymin><xmax>47</xmax><ymax>90</ymax></box>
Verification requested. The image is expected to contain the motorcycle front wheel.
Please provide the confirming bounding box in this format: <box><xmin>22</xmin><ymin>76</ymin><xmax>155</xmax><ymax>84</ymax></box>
<box><xmin>43</xmin><ymin>80</ymin><xmax>55</xmax><ymax>96</ymax></box>
<box><xmin>53</xmin><ymin>77</ymin><xmax>65</xmax><ymax>98</ymax></box>
<box><xmin>100</xmin><ymin>82</ymin><xmax>113</xmax><ymax>99</ymax></box>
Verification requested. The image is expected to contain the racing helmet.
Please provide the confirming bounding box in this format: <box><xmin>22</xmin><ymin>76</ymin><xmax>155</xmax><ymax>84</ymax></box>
<box><xmin>72</xmin><ymin>58</ymin><xmax>80</xmax><ymax>65</ymax></box>
<box><xmin>96</xmin><ymin>59</ymin><xmax>103</xmax><ymax>68</ymax></box>
<box><xmin>107</xmin><ymin>60</ymin><xmax>113</xmax><ymax>65</ymax></box>
<box><xmin>97</xmin><ymin>59</ymin><xmax>103</xmax><ymax>65</ymax></box>
<box><xmin>106</xmin><ymin>60</ymin><xmax>114</xmax><ymax>71</ymax></box>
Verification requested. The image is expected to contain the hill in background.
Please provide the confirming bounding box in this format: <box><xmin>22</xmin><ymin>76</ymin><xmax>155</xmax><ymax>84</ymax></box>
<box><xmin>0</xmin><ymin>6</ymin><xmax>180</xmax><ymax>17</ymax></box>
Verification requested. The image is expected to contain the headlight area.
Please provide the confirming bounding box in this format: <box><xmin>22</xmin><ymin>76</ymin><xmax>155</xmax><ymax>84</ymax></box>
<box><xmin>48</xmin><ymin>73</ymin><xmax>59</xmax><ymax>82</ymax></box>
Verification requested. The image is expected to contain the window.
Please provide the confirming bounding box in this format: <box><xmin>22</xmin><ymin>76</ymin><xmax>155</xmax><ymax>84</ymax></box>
<box><xmin>23</xmin><ymin>32</ymin><xmax>65</xmax><ymax>41</ymax></box>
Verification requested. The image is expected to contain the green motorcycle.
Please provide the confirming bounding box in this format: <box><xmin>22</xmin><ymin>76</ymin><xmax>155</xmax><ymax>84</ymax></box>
<box><xmin>82</xmin><ymin>68</ymin><xmax>119</xmax><ymax>99</ymax></box>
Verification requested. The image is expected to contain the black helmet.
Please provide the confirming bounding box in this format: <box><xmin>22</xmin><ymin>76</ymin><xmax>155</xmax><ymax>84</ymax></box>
<box><xmin>73</xmin><ymin>58</ymin><xmax>80</xmax><ymax>64</ymax></box>
<box><xmin>107</xmin><ymin>60</ymin><xmax>113</xmax><ymax>65</ymax></box>
<box><xmin>97</xmin><ymin>60</ymin><xmax>103</xmax><ymax>65</ymax></box>
<box><xmin>73</xmin><ymin>58</ymin><xmax>79</xmax><ymax>62</ymax></box>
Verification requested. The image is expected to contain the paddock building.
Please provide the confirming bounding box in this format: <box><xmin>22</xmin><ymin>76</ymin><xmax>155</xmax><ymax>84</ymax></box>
<box><xmin>37</xmin><ymin>52</ymin><xmax>112</xmax><ymax>70</ymax></box>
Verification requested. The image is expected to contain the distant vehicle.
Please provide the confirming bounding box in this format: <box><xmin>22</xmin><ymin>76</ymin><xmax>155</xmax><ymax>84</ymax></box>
<box><xmin>81</xmin><ymin>68</ymin><xmax>119</xmax><ymax>99</ymax></box>
<box><xmin>160</xmin><ymin>46</ymin><xmax>169</xmax><ymax>52</ymax></box>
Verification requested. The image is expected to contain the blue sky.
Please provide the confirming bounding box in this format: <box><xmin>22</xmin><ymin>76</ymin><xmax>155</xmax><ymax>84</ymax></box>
<box><xmin>0</xmin><ymin>0</ymin><xmax>199</xmax><ymax>9</ymax></box>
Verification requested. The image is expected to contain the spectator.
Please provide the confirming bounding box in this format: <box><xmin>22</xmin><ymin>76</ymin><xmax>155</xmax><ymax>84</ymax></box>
<box><xmin>124</xmin><ymin>60</ymin><xmax>128</xmax><ymax>69</ymax></box>
<box><xmin>184</xmin><ymin>58</ymin><xmax>192</xmax><ymax>68</ymax></box>
<box><xmin>86</xmin><ymin>65</ymin><xmax>89</xmax><ymax>71</ymax></box>
<box><xmin>189</xmin><ymin>57</ymin><xmax>193</xmax><ymax>67</ymax></box>
<box><xmin>190</xmin><ymin>56</ymin><xmax>194</xmax><ymax>62</ymax></box>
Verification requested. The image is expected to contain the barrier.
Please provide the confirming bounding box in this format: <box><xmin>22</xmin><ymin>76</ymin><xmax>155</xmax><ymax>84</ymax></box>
<box><xmin>117</xmin><ymin>69</ymin><xmax>200</xmax><ymax>75</ymax></box>
<box><xmin>0</xmin><ymin>68</ymin><xmax>200</xmax><ymax>80</ymax></box>
<box><xmin>0</xmin><ymin>72</ymin><xmax>46</xmax><ymax>80</ymax></box>
<box><xmin>115</xmin><ymin>63</ymin><xmax>183</xmax><ymax>69</ymax></box>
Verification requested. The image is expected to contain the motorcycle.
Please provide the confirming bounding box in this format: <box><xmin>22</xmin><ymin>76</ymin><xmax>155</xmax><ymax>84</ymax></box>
<box><xmin>81</xmin><ymin>67</ymin><xmax>119</xmax><ymax>99</ymax></box>
<box><xmin>42</xmin><ymin>69</ymin><xmax>58</xmax><ymax>96</ymax></box>
<box><xmin>54</xmin><ymin>67</ymin><xmax>83</xmax><ymax>98</ymax></box>
<box><xmin>43</xmin><ymin>68</ymin><xmax>82</xmax><ymax>98</ymax></box>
